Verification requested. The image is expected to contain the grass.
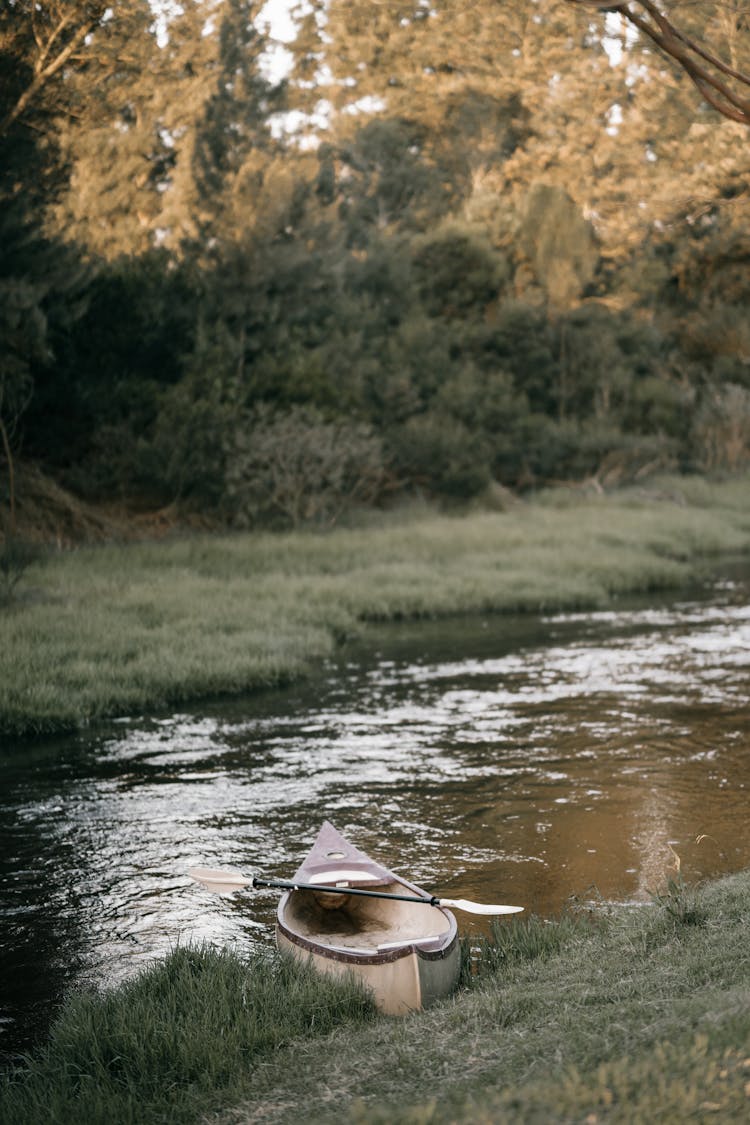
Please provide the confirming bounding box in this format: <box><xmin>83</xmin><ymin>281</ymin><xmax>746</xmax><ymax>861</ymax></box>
<box><xmin>220</xmin><ymin>870</ymin><xmax>750</xmax><ymax>1124</ymax></box>
<box><xmin>2</xmin><ymin>472</ymin><xmax>750</xmax><ymax>737</ymax></box>
<box><xmin>3</xmin><ymin>870</ymin><xmax>749</xmax><ymax>1124</ymax></box>
<box><xmin>0</xmin><ymin>945</ymin><xmax>375</xmax><ymax>1124</ymax></box>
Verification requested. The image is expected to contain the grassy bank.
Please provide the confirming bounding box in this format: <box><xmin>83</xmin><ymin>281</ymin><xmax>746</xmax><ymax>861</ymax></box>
<box><xmin>2</xmin><ymin>473</ymin><xmax>750</xmax><ymax>737</ymax></box>
<box><xmin>3</xmin><ymin>870</ymin><xmax>749</xmax><ymax>1123</ymax></box>
<box><xmin>0</xmin><ymin>946</ymin><xmax>375</xmax><ymax>1123</ymax></box>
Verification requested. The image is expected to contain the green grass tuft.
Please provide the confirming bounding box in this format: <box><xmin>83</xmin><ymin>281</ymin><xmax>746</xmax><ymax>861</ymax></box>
<box><xmin>471</xmin><ymin>911</ymin><xmax>593</xmax><ymax>980</ymax></box>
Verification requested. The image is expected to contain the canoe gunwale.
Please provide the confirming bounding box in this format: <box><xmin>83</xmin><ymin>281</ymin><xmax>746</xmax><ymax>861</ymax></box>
<box><xmin>276</xmin><ymin>894</ymin><xmax>459</xmax><ymax>966</ymax></box>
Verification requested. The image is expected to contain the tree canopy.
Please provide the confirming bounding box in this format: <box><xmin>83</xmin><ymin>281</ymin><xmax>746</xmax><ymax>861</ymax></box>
<box><xmin>2</xmin><ymin>0</ymin><xmax>749</xmax><ymax>532</ymax></box>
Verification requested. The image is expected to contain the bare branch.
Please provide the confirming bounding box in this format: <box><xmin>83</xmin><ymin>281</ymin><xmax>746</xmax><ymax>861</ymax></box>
<box><xmin>566</xmin><ymin>0</ymin><xmax>750</xmax><ymax>124</ymax></box>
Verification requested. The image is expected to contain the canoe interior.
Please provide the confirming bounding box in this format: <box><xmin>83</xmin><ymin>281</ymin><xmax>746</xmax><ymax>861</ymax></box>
<box><xmin>281</xmin><ymin>881</ymin><xmax>453</xmax><ymax>956</ymax></box>
<box><xmin>275</xmin><ymin>822</ymin><xmax>460</xmax><ymax>1013</ymax></box>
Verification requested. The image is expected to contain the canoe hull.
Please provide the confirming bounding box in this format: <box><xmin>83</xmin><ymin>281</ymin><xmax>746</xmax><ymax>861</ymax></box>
<box><xmin>275</xmin><ymin>822</ymin><xmax>460</xmax><ymax>1015</ymax></box>
<box><xmin>277</xmin><ymin>896</ymin><xmax>460</xmax><ymax>1015</ymax></box>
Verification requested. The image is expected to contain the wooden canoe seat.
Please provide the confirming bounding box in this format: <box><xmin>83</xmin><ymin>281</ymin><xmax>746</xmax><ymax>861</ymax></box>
<box><xmin>377</xmin><ymin>935</ymin><xmax>444</xmax><ymax>952</ymax></box>
<box><xmin>306</xmin><ymin>869</ymin><xmax>389</xmax><ymax>886</ymax></box>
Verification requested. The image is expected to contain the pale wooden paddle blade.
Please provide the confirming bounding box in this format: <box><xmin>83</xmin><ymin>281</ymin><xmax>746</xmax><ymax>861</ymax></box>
<box><xmin>189</xmin><ymin>867</ymin><xmax>252</xmax><ymax>894</ymax></box>
<box><xmin>440</xmin><ymin>898</ymin><xmax>524</xmax><ymax>915</ymax></box>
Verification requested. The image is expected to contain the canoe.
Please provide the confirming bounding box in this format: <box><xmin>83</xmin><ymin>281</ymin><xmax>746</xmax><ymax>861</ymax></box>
<box><xmin>275</xmin><ymin>821</ymin><xmax>460</xmax><ymax>1015</ymax></box>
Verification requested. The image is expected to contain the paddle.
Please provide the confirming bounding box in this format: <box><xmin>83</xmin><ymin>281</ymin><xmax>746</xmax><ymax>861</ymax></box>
<box><xmin>188</xmin><ymin>866</ymin><xmax>524</xmax><ymax>916</ymax></box>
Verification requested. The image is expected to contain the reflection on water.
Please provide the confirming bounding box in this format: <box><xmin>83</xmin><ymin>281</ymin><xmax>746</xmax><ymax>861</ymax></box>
<box><xmin>1</xmin><ymin>564</ymin><xmax>749</xmax><ymax>1055</ymax></box>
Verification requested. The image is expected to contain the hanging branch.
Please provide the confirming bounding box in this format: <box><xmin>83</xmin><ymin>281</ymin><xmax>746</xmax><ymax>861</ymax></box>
<box><xmin>566</xmin><ymin>0</ymin><xmax>750</xmax><ymax>125</ymax></box>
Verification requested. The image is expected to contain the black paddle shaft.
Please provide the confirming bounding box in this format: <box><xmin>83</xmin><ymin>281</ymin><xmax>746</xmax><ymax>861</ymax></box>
<box><xmin>252</xmin><ymin>875</ymin><xmax>440</xmax><ymax>907</ymax></box>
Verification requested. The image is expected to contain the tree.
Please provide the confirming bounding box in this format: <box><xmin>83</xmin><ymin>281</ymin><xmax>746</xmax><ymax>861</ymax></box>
<box><xmin>0</xmin><ymin>3</ymin><xmax>115</xmax><ymax>523</ymax></box>
<box><xmin>45</xmin><ymin>1</ymin><xmax>209</xmax><ymax>258</ymax></box>
<box><xmin>3</xmin><ymin>0</ymin><xmax>749</xmax><ymax>518</ymax></box>
<box><xmin>35</xmin><ymin>1</ymin><xmax>285</xmax><ymax>259</ymax></box>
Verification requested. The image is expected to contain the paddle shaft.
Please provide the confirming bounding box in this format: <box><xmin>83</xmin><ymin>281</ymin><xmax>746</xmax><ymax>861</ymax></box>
<box><xmin>253</xmin><ymin>875</ymin><xmax>440</xmax><ymax>907</ymax></box>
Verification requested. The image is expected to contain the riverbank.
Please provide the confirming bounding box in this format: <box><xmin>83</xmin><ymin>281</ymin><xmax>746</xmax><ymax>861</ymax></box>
<box><xmin>2</xmin><ymin>473</ymin><xmax>750</xmax><ymax>738</ymax></box>
<box><xmin>2</xmin><ymin>868</ymin><xmax>749</xmax><ymax>1123</ymax></box>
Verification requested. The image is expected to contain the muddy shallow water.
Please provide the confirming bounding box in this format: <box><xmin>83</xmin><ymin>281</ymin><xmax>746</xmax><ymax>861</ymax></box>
<box><xmin>1</xmin><ymin>561</ymin><xmax>748</xmax><ymax>1055</ymax></box>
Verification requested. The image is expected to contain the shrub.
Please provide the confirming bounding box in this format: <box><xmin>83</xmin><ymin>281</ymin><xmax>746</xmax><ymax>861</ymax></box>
<box><xmin>693</xmin><ymin>382</ymin><xmax>750</xmax><ymax>472</ymax></box>
<box><xmin>411</xmin><ymin>223</ymin><xmax>510</xmax><ymax>319</ymax></box>
<box><xmin>140</xmin><ymin>371</ymin><xmax>235</xmax><ymax>506</ymax></box>
<box><xmin>0</xmin><ymin>533</ymin><xmax>42</xmax><ymax>604</ymax></box>
<box><xmin>225</xmin><ymin>404</ymin><xmax>387</xmax><ymax>528</ymax></box>
<box><xmin>388</xmin><ymin>411</ymin><xmax>492</xmax><ymax>498</ymax></box>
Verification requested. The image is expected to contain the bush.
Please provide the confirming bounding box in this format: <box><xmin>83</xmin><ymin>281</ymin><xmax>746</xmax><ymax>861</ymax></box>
<box><xmin>140</xmin><ymin>371</ymin><xmax>236</xmax><ymax>507</ymax></box>
<box><xmin>225</xmin><ymin>404</ymin><xmax>387</xmax><ymax>528</ymax></box>
<box><xmin>411</xmin><ymin>223</ymin><xmax>510</xmax><ymax>319</ymax></box>
<box><xmin>0</xmin><ymin>533</ymin><xmax>42</xmax><ymax>603</ymax></box>
<box><xmin>388</xmin><ymin>411</ymin><xmax>492</xmax><ymax>498</ymax></box>
<box><xmin>693</xmin><ymin>382</ymin><xmax>750</xmax><ymax>472</ymax></box>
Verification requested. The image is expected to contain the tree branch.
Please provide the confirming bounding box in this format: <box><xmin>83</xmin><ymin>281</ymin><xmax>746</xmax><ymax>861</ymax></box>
<box><xmin>0</xmin><ymin>4</ymin><xmax>106</xmax><ymax>138</ymax></box>
<box><xmin>34</xmin><ymin>9</ymin><xmax>76</xmax><ymax>75</ymax></box>
<box><xmin>566</xmin><ymin>0</ymin><xmax>750</xmax><ymax>124</ymax></box>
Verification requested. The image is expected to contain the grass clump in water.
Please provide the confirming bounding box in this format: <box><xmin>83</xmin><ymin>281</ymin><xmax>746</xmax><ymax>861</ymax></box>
<box><xmin>0</xmin><ymin>945</ymin><xmax>374</xmax><ymax>1125</ymax></box>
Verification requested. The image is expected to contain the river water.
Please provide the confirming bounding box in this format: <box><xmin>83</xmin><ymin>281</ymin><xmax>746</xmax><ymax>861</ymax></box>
<box><xmin>1</xmin><ymin>561</ymin><xmax>749</xmax><ymax>1057</ymax></box>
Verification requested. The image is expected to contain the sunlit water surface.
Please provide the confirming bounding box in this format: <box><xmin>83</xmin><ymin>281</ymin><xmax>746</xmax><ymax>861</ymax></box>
<box><xmin>1</xmin><ymin>562</ymin><xmax>749</xmax><ymax>1056</ymax></box>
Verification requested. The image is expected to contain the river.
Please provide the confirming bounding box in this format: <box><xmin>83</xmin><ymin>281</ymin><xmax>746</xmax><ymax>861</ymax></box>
<box><xmin>1</xmin><ymin>560</ymin><xmax>749</xmax><ymax>1058</ymax></box>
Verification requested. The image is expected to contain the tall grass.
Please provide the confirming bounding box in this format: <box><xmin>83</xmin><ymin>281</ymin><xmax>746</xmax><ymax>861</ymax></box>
<box><xmin>2</xmin><ymin>474</ymin><xmax>750</xmax><ymax>736</ymax></box>
<box><xmin>0</xmin><ymin>946</ymin><xmax>374</xmax><ymax>1125</ymax></box>
<box><xmin>469</xmin><ymin>911</ymin><xmax>592</xmax><ymax>979</ymax></box>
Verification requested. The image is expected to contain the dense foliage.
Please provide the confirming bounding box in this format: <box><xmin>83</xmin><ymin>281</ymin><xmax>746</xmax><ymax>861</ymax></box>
<box><xmin>2</xmin><ymin>0</ymin><xmax>749</xmax><ymax>528</ymax></box>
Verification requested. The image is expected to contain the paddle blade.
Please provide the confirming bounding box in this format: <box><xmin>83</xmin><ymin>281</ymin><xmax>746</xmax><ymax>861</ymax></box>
<box><xmin>189</xmin><ymin>867</ymin><xmax>252</xmax><ymax>894</ymax></box>
<box><xmin>441</xmin><ymin>898</ymin><xmax>524</xmax><ymax>916</ymax></box>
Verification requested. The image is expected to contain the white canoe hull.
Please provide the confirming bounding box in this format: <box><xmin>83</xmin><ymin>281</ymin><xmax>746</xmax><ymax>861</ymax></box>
<box><xmin>275</xmin><ymin>822</ymin><xmax>460</xmax><ymax>1015</ymax></box>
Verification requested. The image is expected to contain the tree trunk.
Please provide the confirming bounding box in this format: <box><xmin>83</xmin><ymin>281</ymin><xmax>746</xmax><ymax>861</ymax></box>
<box><xmin>0</xmin><ymin>416</ymin><xmax>16</xmax><ymax>534</ymax></box>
